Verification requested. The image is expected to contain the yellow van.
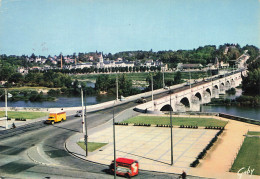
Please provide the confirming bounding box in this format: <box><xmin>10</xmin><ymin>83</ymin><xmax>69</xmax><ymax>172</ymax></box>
<box><xmin>45</xmin><ymin>112</ymin><xmax>66</xmax><ymax>124</ymax></box>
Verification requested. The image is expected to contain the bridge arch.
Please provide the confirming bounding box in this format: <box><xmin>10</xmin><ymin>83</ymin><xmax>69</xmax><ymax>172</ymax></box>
<box><xmin>205</xmin><ymin>88</ymin><xmax>211</xmax><ymax>96</ymax></box>
<box><xmin>214</xmin><ymin>85</ymin><xmax>218</xmax><ymax>89</ymax></box>
<box><xmin>180</xmin><ymin>97</ymin><xmax>190</xmax><ymax>108</ymax></box>
<box><xmin>160</xmin><ymin>104</ymin><xmax>173</xmax><ymax>111</ymax></box>
<box><xmin>195</xmin><ymin>92</ymin><xmax>202</xmax><ymax>101</ymax></box>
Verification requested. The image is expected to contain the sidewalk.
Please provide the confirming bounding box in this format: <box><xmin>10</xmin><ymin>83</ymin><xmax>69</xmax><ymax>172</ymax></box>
<box><xmin>0</xmin><ymin>109</ymin><xmax>79</xmax><ymax>131</ymax></box>
<box><xmin>65</xmin><ymin>116</ymin><xmax>260</xmax><ymax>179</ymax></box>
<box><xmin>189</xmin><ymin>118</ymin><xmax>260</xmax><ymax>179</ymax></box>
<box><xmin>0</xmin><ymin>116</ymin><xmax>47</xmax><ymax>131</ymax></box>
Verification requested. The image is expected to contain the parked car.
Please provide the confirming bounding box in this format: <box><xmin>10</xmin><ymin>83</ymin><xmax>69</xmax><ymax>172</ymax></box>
<box><xmin>109</xmin><ymin>158</ymin><xmax>139</xmax><ymax>178</ymax></box>
<box><xmin>168</xmin><ymin>90</ymin><xmax>174</xmax><ymax>94</ymax></box>
<box><xmin>136</xmin><ymin>97</ymin><xmax>146</xmax><ymax>103</ymax></box>
<box><xmin>185</xmin><ymin>82</ymin><xmax>191</xmax><ymax>86</ymax></box>
<box><xmin>75</xmin><ymin>110</ymin><xmax>86</xmax><ymax>117</ymax></box>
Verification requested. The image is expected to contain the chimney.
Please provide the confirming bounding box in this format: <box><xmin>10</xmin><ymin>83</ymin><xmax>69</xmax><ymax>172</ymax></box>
<box><xmin>61</xmin><ymin>55</ymin><xmax>63</xmax><ymax>69</ymax></box>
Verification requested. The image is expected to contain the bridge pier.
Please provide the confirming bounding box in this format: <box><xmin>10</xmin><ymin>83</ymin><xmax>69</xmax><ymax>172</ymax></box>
<box><xmin>212</xmin><ymin>88</ymin><xmax>219</xmax><ymax>98</ymax></box>
<box><xmin>203</xmin><ymin>91</ymin><xmax>211</xmax><ymax>104</ymax></box>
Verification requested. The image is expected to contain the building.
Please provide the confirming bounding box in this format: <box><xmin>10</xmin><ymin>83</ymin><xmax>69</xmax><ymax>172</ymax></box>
<box><xmin>17</xmin><ymin>67</ymin><xmax>28</xmax><ymax>74</ymax></box>
<box><xmin>177</xmin><ymin>63</ymin><xmax>203</xmax><ymax>71</ymax></box>
<box><xmin>95</xmin><ymin>54</ymin><xmax>134</xmax><ymax>69</ymax></box>
<box><xmin>236</xmin><ymin>53</ymin><xmax>250</xmax><ymax>69</ymax></box>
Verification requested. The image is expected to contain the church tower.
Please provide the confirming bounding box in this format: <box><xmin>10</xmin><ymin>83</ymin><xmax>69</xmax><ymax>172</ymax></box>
<box><xmin>99</xmin><ymin>53</ymin><xmax>104</xmax><ymax>63</ymax></box>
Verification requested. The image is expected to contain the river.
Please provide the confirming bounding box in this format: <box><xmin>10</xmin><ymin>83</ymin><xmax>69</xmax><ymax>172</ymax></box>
<box><xmin>201</xmin><ymin>89</ymin><xmax>260</xmax><ymax>121</ymax></box>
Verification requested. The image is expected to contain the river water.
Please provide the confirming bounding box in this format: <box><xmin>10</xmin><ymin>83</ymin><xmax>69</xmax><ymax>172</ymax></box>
<box><xmin>201</xmin><ymin>89</ymin><xmax>260</xmax><ymax>121</ymax></box>
<box><xmin>0</xmin><ymin>94</ymin><xmax>116</xmax><ymax>108</ymax></box>
<box><xmin>1</xmin><ymin>88</ymin><xmax>259</xmax><ymax>121</ymax></box>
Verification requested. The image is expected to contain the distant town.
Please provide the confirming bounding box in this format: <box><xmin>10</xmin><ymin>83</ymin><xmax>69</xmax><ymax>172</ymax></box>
<box><xmin>8</xmin><ymin>44</ymin><xmax>251</xmax><ymax>76</ymax></box>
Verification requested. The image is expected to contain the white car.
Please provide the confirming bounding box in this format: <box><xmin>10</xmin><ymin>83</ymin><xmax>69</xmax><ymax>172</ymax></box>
<box><xmin>75</xmin><ymin>110</ymin><xmax>86</xmax><ymax>117</ymax></box>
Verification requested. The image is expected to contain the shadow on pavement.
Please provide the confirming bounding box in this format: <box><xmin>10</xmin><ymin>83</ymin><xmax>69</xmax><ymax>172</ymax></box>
<box><xmin>52</xmin><ymin>125</ymin><xmax>80</xmax><ymax>133</ymax></box>
<box><xmin>117</xmin><ymin>150</ymin><xmax>171</xmax><ymax>165</ymax></box>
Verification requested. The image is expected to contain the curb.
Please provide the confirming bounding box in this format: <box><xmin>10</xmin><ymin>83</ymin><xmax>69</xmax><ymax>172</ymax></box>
<box><xmin>64</xmin><ymin>137</ymin><xmax>204</xmax><ymax>178</ymax></box>
<box><xmin>26</xmin><ymin>146</ymin><xmax>61</xmax><ymax>167</ymax></box>
<box><xmin>64</xmin><ymin>122</ymin><xmax>205</xmax><ymax>178</ymax></box>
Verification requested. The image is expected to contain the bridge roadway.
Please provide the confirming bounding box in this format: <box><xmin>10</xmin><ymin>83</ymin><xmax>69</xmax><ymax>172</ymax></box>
<box><xmin>135</xmin><ymin>70</ymin><xmax>244</xmax><ymax>113</ymax></box>
<box><xmin>0</xmin><ymin>90</ymin><xmax>206</xmax><ymax>178</ymax></box>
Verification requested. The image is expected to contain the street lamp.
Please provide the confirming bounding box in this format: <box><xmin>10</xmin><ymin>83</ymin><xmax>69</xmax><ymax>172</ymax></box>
<box><xmin>170</xmin><ymin>94</ymin><xmax>173</xmax><ymax>165</ymax></box>
<box><xmin>4</xmin><ymin>89</ymin><xmax>9</xmax><ymax>129</ymax></box>
<box><xmin>0</xmin><ymin>88</ymin><xmax>10</xmax><ymax>129</ymax></box>
<box><xmin>116</xmin><ymin>74</ymin><xmax>118</xmax><ymax>101</ymax></box>
<box><xmin>189</xmin><ymin>70</ymin><xmax>192</xmax><ymax>91</ymax></box>
<box><xmin>162</xmin><ymin>67</ymin><xmax>165</xmax><ymax>89</ymax></box>
<box><xmin>113</xmin><ymin>100</ymin><xmax>116</xmax><ymax>179</ymax></box>
<box><xmin>79</xmin><ymin>85</ymin><xmax>88</xmax><ymax>157</ymax></box>
<box><xmin>151</xmin><ymin>75</ymin><xmax>154</xmax><ymax>106</ymax></box>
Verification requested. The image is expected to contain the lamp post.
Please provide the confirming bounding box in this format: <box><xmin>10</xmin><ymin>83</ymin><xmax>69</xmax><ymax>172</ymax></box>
<box><xmin>5</xmin><ymin>89</ymin><xmax>8</xmax><ymax>129</ymax></box>
<box><xmin>80</xmin><ymin>86</ymin><xmax>88</xmax><ymax>156</ymax></box>
<box><xmin>116</xmin><ymin>74</ymin><xmax>118</xmax><ymax>101</ymax></box>
<box><xmin>170</xmin><ymin>94</ymin><xmax>173</xmax><ymax>165</ymax></box>
<box><xmin>189</xmin><ymin>70</ymin><xmax>192</xmax><ymax>91</ymax></box>
<box><xmin>113</xmin><ymin>100</ymin><xmax>116</xmax><ymax>179</ymax></box>
<box><xmin>162</xmin><ymin>67</ymin><xmax>165</xmax><ymax>89</ymax></box>
<box><xmin>151</xmin><ymin>75</ymin><xmax>154</xmax><ymax>104</ymax></box>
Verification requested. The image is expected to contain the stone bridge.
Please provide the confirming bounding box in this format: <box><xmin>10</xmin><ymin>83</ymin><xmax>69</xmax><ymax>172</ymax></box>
<box><xmin>136</xmin><ymin>71</ymin><xmax>245</xmax><ymax>113</ymax></box>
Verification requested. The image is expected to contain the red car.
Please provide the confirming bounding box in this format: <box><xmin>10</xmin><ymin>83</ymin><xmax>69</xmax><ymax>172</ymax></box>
<box><xmin>109</xmin><ymin>158</ymin><xmax>139</xmax><ymax>178</ymax></box>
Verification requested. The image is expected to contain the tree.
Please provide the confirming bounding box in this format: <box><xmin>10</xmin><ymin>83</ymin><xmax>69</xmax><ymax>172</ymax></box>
<box><xmin>0</xmin><ymin>65</ymin><xmax>15</xmax><ymax>81</ymax></box>
<box><xmin>118</xmin><ymin>74</ymin><xmax>133</xmax><ymax>96</ymax></box>
<box><xmin>8</xmin><ymin>73</ymin><xmax>24</xmax><ymax>84</ymax></box>
<box><xmin>146</xmin><ymin>72</ymin><xmax>163</xmax><ymax>90</ymax></box>
<box><xmin>242</xmin><ymin>68</ymin><xmax>260</xmax><ymax>96</ymax></box>
<box><xmin>174</xmin><ymin>71</ymin><xmax>182</xmax><ymax>84</ymax></box>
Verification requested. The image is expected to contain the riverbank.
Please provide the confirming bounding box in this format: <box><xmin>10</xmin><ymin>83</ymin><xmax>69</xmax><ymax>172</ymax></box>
<box><xmin>189</xmin><ymin>116</ymin><xmax>260</xmax><ymax>179</ymax></box>
<box><xmin>207</xmin><ymin>95</ymin><xmax>260</xmax><ymax>107</ymax></box>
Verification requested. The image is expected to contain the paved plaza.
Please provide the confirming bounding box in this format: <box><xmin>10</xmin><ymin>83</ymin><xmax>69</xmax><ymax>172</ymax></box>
<box><xmin>86</xmin><ymin>126</ymin><xmax>218</xmax><ymax>174</ymax></box>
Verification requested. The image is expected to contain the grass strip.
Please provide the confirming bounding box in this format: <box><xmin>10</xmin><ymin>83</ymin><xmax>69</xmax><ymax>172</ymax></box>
<box><xmin>77</xmin><ymin>142</ymin><xmax>107</xmax><ymax>152</ymax></box>
<box><xmin>0</xmin><ymin>111</ymin><xmax>49</xmax><ymax>119</ymax></box>
<box><xmin>123</xmin><ymin>116</ymin><xmax>227</xmax><ymax>127</ymax></box>
<box><xmin>247</xmin><ymin>131</ymin><xmax>260</xmax><ymax>136</ymax></box>
<box><xmin>230</xmin><ymin>135</ymin><xmax>260</xmax><ymax>175</ymax></box>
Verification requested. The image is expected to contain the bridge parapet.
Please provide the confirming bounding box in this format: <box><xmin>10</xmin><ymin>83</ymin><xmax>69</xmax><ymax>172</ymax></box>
<box><xmin>134</xmin><ymin>70</ymin><xmax>246</xmax><ymax>113</ymax></box>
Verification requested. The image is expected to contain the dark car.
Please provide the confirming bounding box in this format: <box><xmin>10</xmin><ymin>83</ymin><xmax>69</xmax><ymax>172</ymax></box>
<box><xmin>168</xmin><ymin>90</ymin><xmax>174</xmax><ymax>94</ymax></box>
<box><xmin>136</xmin><ymin>97</ymin><xmax>146</xmax><ymax>103</ymax></box>
<box><xmin>75</xmin><ymin>110</ymin><xmax>86</xmax><ymax>117</ymax></box>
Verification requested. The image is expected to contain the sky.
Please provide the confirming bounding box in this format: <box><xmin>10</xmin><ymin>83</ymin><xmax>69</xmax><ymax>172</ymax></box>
<box><xmin>0</xmin><ymin>0</ymin><xmax>259</xmax><ymax>56</ymax></box>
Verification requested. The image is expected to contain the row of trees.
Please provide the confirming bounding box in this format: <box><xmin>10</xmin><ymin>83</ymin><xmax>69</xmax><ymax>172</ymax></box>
<box><xmin>31</xmin><ymin>66</ymin><xmax>162</xmax><ymax>75</ymax></box>
<box><xmin>146</xmin><ymin>72</ymin><xmax>182</xmax><ymax>90</ymax></box>
<box><xmin>95</xmin><ymin>74</ymin><xmax>141</xmax><ymax>97</ymax></box>
<box><xmin>3</xmin><ymin>71</ymin><xmax>72</xmax><ymax>88</ymax></box>
<box><xmin>94</xmin><ymin>72</ymin><xmax>183</xmax><ymax>97</ymax></box>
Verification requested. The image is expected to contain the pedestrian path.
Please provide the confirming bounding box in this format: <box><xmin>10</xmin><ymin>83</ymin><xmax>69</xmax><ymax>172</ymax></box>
<box><xmin>66</xmin><ymin>125</ymin><xmax>218</xmax><ymax>175</ymax></box>
<box><xmin>0</xmin><ymin>116</ymin><xmax>47</xmax><ymax>131</ymax></box>
<box><xmin>189</xmin><ymin>118</ymin><xmax>260</xmax><ymax>179</ymax></box>
<box><xmin>66</xmin><ymin>116</ymin><xmax>260</xmax><ymax>179</ymax></box>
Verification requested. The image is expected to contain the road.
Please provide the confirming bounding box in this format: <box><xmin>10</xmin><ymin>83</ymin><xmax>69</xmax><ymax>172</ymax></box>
<box><xmin>0</xmin><ymin>97</ymin><xmax>201</xmax><ymax>179</ymax></box>
<box><xmin>0</xmin><ymin>75</ymin><xmax>224</xmax><ymax>178</ymax></box>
